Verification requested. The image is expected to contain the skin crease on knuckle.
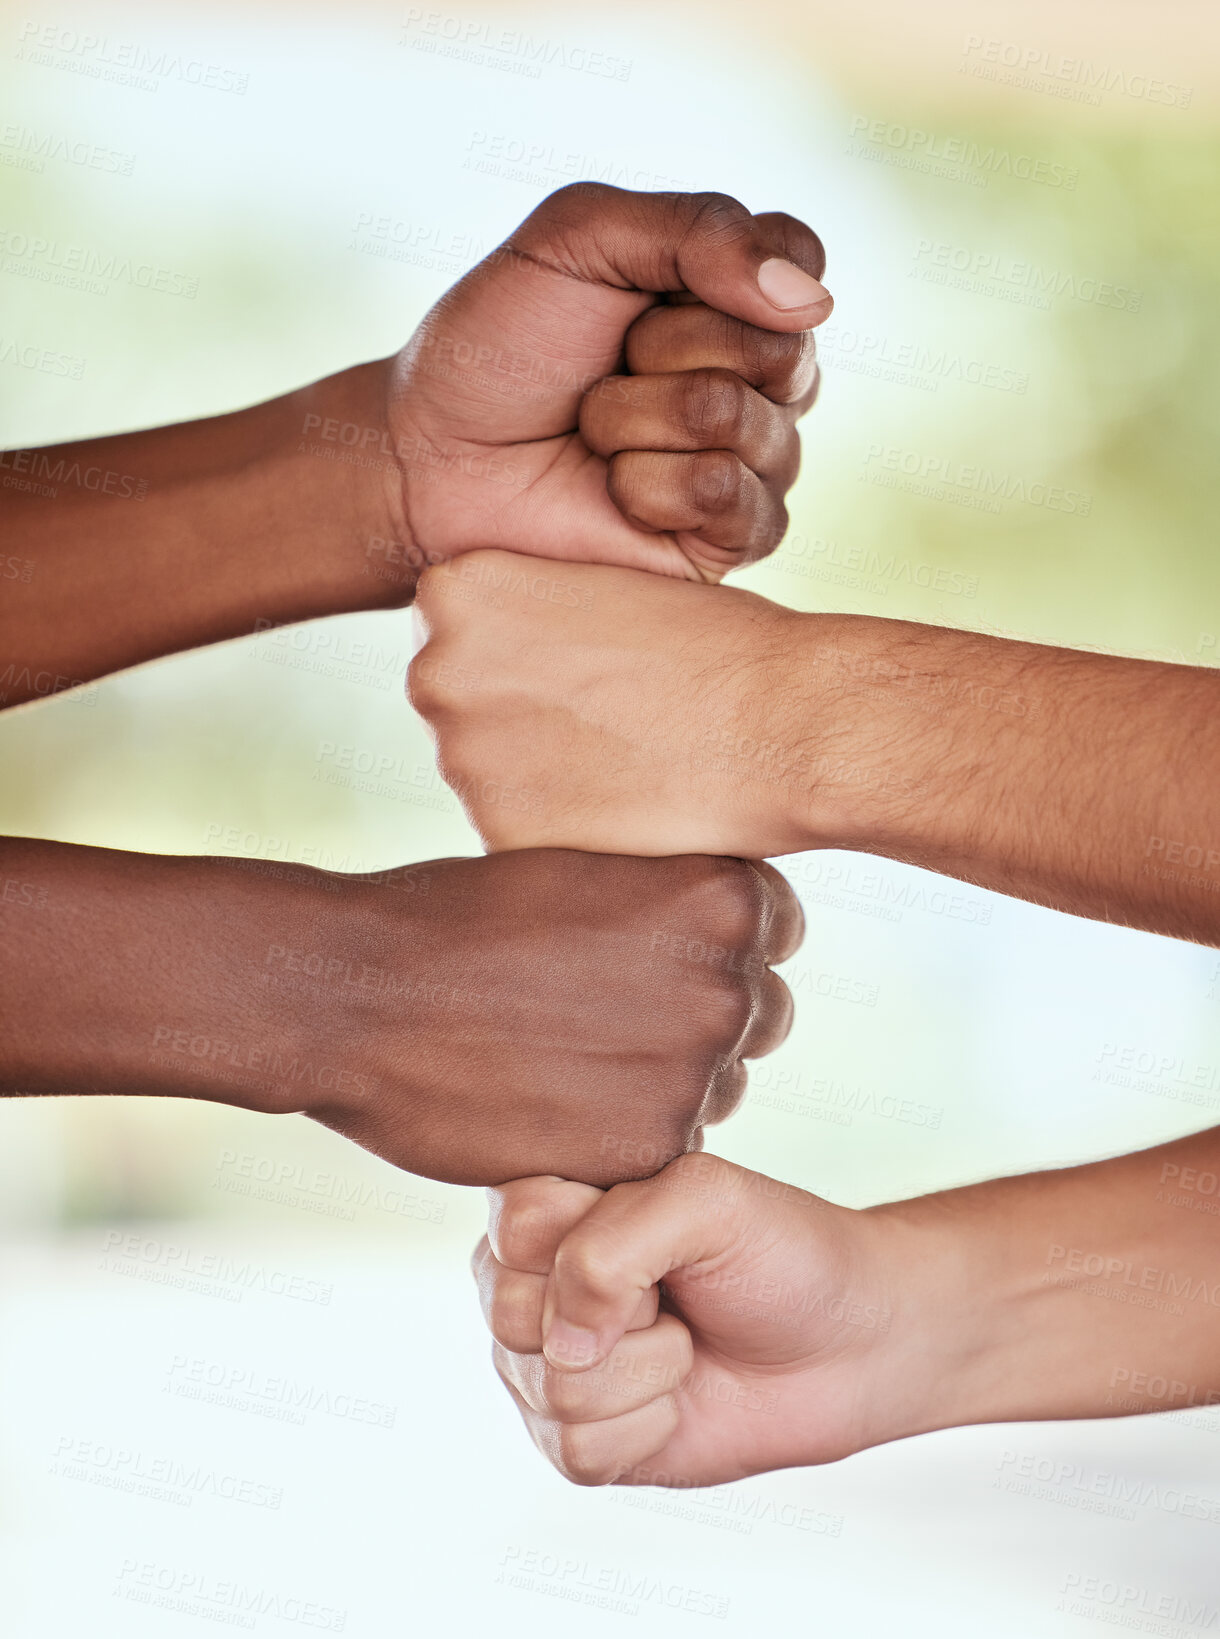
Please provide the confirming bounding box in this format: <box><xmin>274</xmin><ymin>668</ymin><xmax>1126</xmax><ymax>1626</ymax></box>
<box><xmin>683</xmin><ymin>368</ymin><xmax>747</xmax><ymax>448</ymax></box>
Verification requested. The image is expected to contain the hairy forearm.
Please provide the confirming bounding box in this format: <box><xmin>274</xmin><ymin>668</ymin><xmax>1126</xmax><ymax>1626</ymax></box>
<box><xmin>798</xmin><ymin>614</ymin><xmax>1220</xmax><ymax>945</ymax></box>
<box><xmin>0</xmin><ymin>360</ymin><xmax>413</xmax><ymax>705</ymax></box>
<box><xmin>868</xmin><ymin>1128</ymin><xmax>1220</xmax><ymax>1441</ymax></box>
<box><xmin>0</xmin><ymin>837</ymin><xmax>383</xmax><ymax>1113</ymax></box>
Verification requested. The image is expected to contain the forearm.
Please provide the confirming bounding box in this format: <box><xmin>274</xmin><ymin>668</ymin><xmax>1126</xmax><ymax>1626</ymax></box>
<box><xmin>869</xmin><ymin>1128</ymin><xmax>1220</xmax><ymax>1439</ymax></box>
<box><xmin>0</xmin><ymin>837</ymin><xmax>382</xmax><ymax>1114</ymax></box>
<box><xmin>0</xmin><ymin>360</ymin><xmax>414</xmax><ymax>704</ymax></box>
<box><xmin>796</xmin><ymin>613</ymin><xmax>1220</xmax><ymax>945</ymax></box>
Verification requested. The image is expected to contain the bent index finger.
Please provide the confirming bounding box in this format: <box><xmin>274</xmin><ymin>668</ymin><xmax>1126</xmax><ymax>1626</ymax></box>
<box><xmin>486</xmin><ymin>1176</ymin><xmax>604</xmax><ymax>1274</ymax></box>
<box><xmin>744</xmin><ymin>859</ymin><xmax>805</xmax><ymax>965</ymax></box>
<box><xmin>513</xmin><ymin>185</ymin><xmax>832</xmax><ymax>333</ymax></box>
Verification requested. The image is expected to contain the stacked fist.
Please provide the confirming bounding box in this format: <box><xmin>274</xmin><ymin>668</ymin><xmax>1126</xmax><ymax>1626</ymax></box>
<box><xmin>379</xmin><ymin>182</ymin><xmax>846</xmax><ymax>1486</ymax></box>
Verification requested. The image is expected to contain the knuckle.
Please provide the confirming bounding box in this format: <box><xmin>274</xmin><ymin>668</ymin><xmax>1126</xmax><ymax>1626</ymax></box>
<box><xmin>553</xmin><ymin>1237</ymin><xmax>621</xmax><ymax>1307</ymax></box>
<box><xmin>405</xmin><ymin>649</ymin><xmax>441</xmax><ymax>714</ymax></box>
<box><xmin>745</xmin><ymin>326</ymin><xmax>806</xmax><ymax>392</ymax></box>
<box><xmin>539</xmin><ymin>1366</ymin><xmax>589</xmax><ymax>1421</ymax></box>
<box><xmin>496</xmin><ymin>1197</ymin><xmax>560</xmax><ymax>1270</ymax></box>
<box><xmin>704</xmin><ymin>977</ymin><xmax>753</xmax><ymax>1047</ymax></box>
<box><xmin>559</xmin><ymin>1424</ymin><xmax>616</xmax><ymax>1487</ymax></box>
<box><xmin>529</xmin><ymin>180</ymin><xmax>610</xmax><ymax>230</ymax></box>
<box><xmin>685</xmin><ymin>191</ymin><xmax>751</xmax><ymax>245</ymax></box>
<box><xmin>488</xmin><ymin>1279</ymin><xmax>540</xmax><ymax>1352</ymax></box>
<box><xmin>688</xmin><ymin>449</ymin><xmax>744</xmax><ymax>516</ymax></box>
<box><xmin>700</xmin><ymin>856</ymin><xmax>766</xmax><ymax>945</ymax></box>
<box><xmin>605</xmin><ymin>452</ymin><xmax>652</xmax><ymax>526</ymax></box>
<box><xmin>758</xmin><ymin>501</ymin><xmax>790</xmax><ymax>553</ymax></box>
<box><xmin>682</xmin><ymin>368</ymin><xmax>746</xmax><ymax>446</ymax></box>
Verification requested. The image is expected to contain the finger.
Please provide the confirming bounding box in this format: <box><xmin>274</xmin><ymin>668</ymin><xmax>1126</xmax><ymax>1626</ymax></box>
<box><xmin>699</xmin><ymin>1058</ymin><xmax>747</xmax><ymax>1127</ymax></box>
<box><xmin>473</xmin><ymin>1248</ymin><xmax>550</xmax><ymax>1353</ymax></box>
<box><xmin>743</xmin><ymin>860</ymin><xmax>806</xmax><ymax>964</ymax></box>
<box><xmin>606</xmin><ymin>450</ymin><xmax>787</xmax><ymax>559</ymax></box>
<box><xmin>497</xmin><ymin>1375</ymin><xmax>681</xmax><ymax>1487</ymax></box>
<box><xmin>738</xmin><ymin>969</ymin><xmax>794</xmax><ymax>1061</ymax></box>
<box><xmin>485</xmin><ymin>1175</ymin><xmax>604</xmax><ymax>1273</ymax></box>
<box><xmin>511</xmin><ymin>185</ymin><xmax>831</xmax><ymax>332</ymax></box>
<box><xmin>579</xmin><ymin>370</ymin><xmax>799</xmax><ymax>485</ymax></box>
<box><xmin>474</xmin><ymin>1242</ymin><xmax>659</xmax><ymax>1352</ymax></box>
<box><xmin>541</xmin><ymin>1154</ymin><xmax>755</xmax><ymax>1371</ymax></box>
<box><xmin>625</xmin><ymin>302</ymin><xmax>820</xmax><ymax>409</ymax></box>
<box><xmin>494</xmin><ymin>1312</ymin><xmax>692</xmax><ymax>1422</ymax></box>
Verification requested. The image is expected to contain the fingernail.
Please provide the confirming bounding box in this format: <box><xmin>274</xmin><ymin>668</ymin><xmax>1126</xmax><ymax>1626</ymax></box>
<box><xmin>543</xmin><ymin>1321</ymin><xmax>600</xmax><ymax>1371</ymax></box>
<box><xmin>757</xmin><ymin>257</ymin><xmax>831</xmax><ymax>313</ymax></box>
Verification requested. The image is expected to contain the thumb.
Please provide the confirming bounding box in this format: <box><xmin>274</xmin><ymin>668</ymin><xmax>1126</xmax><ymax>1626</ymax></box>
<box><xmin>508</xmin><ymin>184</ymin><xmax>831</xmax><ymax>331</ymax></box>
<box><xmin>541</xmin><ymin>1153</ymin><xmax>751</xmax><ymax>1372</ymax></box>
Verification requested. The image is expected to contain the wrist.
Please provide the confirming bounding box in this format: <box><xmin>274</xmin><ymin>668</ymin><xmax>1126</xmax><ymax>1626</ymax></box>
<box><xmin>277</xmin><ymin>358</ymin><xmax>422</xmax><ymax>612</ymax></box>
<box><xmin>0</xmin><ymin>841</ymin><xmax>402</xmax><ymax>1122</ymax></box>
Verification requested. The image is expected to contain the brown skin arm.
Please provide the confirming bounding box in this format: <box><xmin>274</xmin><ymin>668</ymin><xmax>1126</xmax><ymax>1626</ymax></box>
<box><xmin>0</xmin><ymin>361</ymin><xmax>404</xmax><ymax>703</ymax></box>
<box><xmin>0</xmin><ymin>838</ymin><xmax>800</xmax><ymax>1187</ymax></box>
<box><xmin>0</xmin><ymin>184</ymin><xmax>830</xmax><ymax>706</ymax></box>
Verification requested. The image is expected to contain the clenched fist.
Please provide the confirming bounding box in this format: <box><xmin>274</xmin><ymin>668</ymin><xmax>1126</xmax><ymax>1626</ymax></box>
<box><xmin>472</xmin><ymin>1154</ymin><xmax>902</xmax><ymax>1487</ymax></box>
<box><xmin>385</xmin><ymin>183</ymin><xmax>829</xmax><ymax>586</ymax></box>
<box><xmin>310</xmin><ymin>850</ymin><xmax>801</xmax><ymax>1186</ymax></box>
<box><xmin>409</xmin><ymin>549</ymin><xmax>831</xmax><ymax>858</ymax></box>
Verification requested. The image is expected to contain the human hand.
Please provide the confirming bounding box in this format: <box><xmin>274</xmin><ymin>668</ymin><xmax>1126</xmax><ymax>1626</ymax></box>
<box><xmin>409</xmin><ymin>548</ymin><xmax>841</xmax><ymax>857</ymax></box>
<box><xmin>302</xmin><ymin>851</ymin><xmax>800</xmax><ymax>1186</ymax></box>
<box><xmin>472</xmin><ymin>1154</ymin><xmax>907</xmax><ymax>1487</ymax></box>
<box><xmin>385</xmin><ymin>184</ymin><xmax>829</xmax><ymax>587</ymax></box>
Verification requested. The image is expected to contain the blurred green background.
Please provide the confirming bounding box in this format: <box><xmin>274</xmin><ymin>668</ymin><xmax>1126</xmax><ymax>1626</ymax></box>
<box><xmin>1</xmin><ymin>3</ymin><xmax>1218</xmax><ymax>1634</ymax></box>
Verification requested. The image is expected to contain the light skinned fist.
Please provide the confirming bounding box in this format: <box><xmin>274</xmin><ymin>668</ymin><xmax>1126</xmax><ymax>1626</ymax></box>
<box><xmin>409</xmin><ymin>548</ymin><xmax>834</xmax><ymax>858</ymax></box>
<box><xmin>385</xmin><ymin>184</ymin><xmax>829</xmax><ymax>587</ymax></box>
<box><xmin>473</xmin><ymin>1155</ymin><xmax>909</xmax><ymax>1488</ymax></box>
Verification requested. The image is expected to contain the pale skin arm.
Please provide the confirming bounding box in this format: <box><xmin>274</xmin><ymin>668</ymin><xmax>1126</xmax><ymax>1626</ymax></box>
<box><xmin>410</xmin><ymin>552</ymin><xmax>1220</xmax><ymax>947</ymax></box>
<box><xmin>474</xmin><ymin>1131</ymin><xmax>1220</xmax><ymax>1488</ymax></box>
<box><xmin>804</xmin><ymin>612</ymin><xmax>1220</xmax><ymax>947</ymax></box>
